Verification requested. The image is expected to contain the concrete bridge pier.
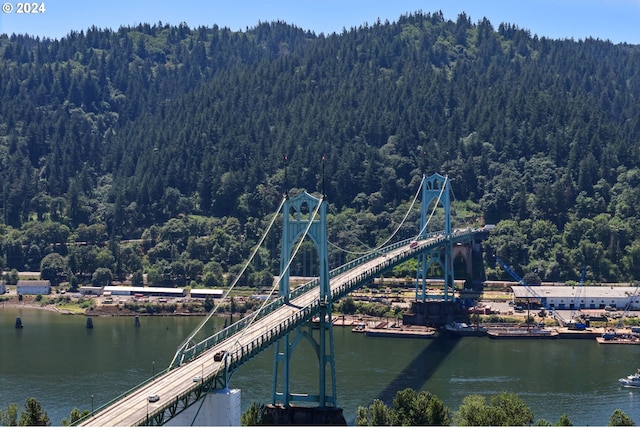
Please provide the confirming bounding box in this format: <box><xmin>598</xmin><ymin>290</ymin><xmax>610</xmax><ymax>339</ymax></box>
<box><xmin>166</xmin><ymin>388</ymin><xmax>241</xmax><ymax>426</ymax></box>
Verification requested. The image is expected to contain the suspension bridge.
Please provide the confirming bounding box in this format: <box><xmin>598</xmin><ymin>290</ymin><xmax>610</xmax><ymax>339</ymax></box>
<box><xmin>75</xmin><ymin>173</ymin><xmax>490</xmax><ymax>426</ymax></box>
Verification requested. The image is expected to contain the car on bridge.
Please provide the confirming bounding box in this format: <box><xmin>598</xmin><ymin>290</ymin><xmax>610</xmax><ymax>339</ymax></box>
<box><xmin>148</xmin><ymin>394</ymin><xmax>160</xmax><ymax>402</ymax></box>
<box><xmin>214</xmin><ymin>350</ymin><xmax>227</xmax><ymax>362</ymax></box>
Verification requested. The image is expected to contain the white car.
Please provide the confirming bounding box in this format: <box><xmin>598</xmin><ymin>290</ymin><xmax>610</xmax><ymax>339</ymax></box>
<box><xmin>193</xmin><ymin>375</ymin><xmax>202</xmax><ymax>382</ymax></box>
<box><xmin>148</xmin><ymin>394</ymin><xmax>160</xmax><ymax>402</ymax></box>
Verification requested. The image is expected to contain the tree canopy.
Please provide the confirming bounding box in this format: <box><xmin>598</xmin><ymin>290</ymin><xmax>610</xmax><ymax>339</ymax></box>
<box><xmin>1</xmin><ymin>12</ymin><xmax>640</xmax><ymax>285</ymax></box>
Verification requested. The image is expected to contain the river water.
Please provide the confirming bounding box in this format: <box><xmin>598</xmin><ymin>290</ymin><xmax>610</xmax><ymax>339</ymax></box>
<box><xmin>2</xmin><ymin>306</ymin><xmax>640</xmax><ymax>425</ymax></box>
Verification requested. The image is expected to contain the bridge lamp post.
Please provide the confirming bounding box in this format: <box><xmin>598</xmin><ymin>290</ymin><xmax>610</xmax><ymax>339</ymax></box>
<box><xmin>90</xmin><ymin>394</ymin><xmax>93</xmax><ymax>416</ymax></box>
<box><xmin>152</xmin><ymin>360</ymin><xmax>155</xmax><ymax>377</ymax></box>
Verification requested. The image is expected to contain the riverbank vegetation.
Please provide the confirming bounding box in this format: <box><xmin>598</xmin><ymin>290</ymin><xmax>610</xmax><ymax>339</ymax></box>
<box><xmin>2</xmin><ymin>12</ymin><xmax>640</xmax><ymax>294</ymax></box>
<box><xmin>239</xmin><ymin>388</ymin><xmax>636</xmax><ymax>426</ymax></box>
<box><xmin>0</xmin><ymin>391</ymin><xmax>635</xmax><ymax>426</ymax></box>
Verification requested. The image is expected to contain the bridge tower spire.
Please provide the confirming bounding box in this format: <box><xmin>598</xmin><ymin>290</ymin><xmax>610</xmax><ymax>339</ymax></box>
<box><xmin>416</xmin><ymin>173</ymin><xmax>455</xmax><ymax>301</ymax></box>
<box><xmin>273</xmin><ymin>191</ymin><xmax>337</xmax><ymax>409</ymax></box>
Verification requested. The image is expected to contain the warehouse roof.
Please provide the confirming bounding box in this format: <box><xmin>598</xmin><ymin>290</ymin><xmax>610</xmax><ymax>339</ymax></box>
<box><xmin>17</xmin><ymin>280</ymin><xmax>50</xmax><ymax>287</ymax></box>
<box><xmin>103</xmin><ymin>285</ymin><xmax>185</xmax><ymax>295</ymax></box>
<box><xmin>512</xmin><ymin>286</ymin><xmax>640</xmax><ymax>299</ymax></box>
<box><xmin>190</xmin><ymin>289</ymin><xmax>224</xmax><ymax>297</ymax></box>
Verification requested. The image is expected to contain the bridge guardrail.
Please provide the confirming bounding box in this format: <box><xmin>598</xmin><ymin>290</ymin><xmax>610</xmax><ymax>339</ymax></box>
<box><xmin>177</xmin><ymin>294</ymin><xmax>287</xmax><ymax>364</ymax></box>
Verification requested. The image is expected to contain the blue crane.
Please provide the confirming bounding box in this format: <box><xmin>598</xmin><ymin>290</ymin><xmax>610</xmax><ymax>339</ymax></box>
<box><xmin>579</xmin><ymin>265</ymin><xmax>586</xmax><ymax>287</ymax></box>
<box><xmin>495</xmin><ymin>256</ymin><xmax>524</xmax><ymax>285</ymax></box>
<box><xmin>494</xmin><ymin>256</ymin><xmax>529</xmax><ymax>312</ymax></box>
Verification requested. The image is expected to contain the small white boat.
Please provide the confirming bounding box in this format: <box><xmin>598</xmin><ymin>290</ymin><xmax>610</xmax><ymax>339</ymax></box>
<box><xmin>619</xmin><ymin>370</ymin><xmax>640</xmax><ymax>387</ymax></box>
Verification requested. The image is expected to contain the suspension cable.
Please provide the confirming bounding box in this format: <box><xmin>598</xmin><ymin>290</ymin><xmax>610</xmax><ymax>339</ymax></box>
<box><xmin>327</xmin><ymin>206</ymin><xmax>378</xmax><ymax>251</ymax></box>
<box><xmin>229</xmin><ymin>194</ymin><xmax>324</xmax><ymax>350</ymax></box>
<box><xmin>328</xmin><ymin>174</ymin><xmax>426</xmax><ymax>256</ymax></box>
<box><xmin>170</xmin><ymin>195</ymin><xmax>288</xmax><ymax>365</ymax></box>
<box><xmin>448</xmin><ymin>181</ymin><xmax>473</xmax><ymax>230</ymax></box>
<box><xmin>414</xmin><ymin>175</ymin><xmax>447</xmax><ymax>239</ymax></box>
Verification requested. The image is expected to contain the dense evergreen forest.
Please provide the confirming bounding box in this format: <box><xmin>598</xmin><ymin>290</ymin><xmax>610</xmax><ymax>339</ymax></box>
<box><xmin>1</xmin><ymin>11</ymin><xmax>640</xmax><ymax>288</ymax></box>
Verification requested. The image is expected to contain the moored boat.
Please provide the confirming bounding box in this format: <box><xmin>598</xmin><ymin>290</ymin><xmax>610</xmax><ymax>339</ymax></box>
<box><xmin>351</xmin><ymin>323</ymin><xmax>366</xmax><ymax>333</ymax></box>
<box><xmin>445</xmin><ymin>322</ymin><xmax>487</xmax><ymax>337</ymax></box>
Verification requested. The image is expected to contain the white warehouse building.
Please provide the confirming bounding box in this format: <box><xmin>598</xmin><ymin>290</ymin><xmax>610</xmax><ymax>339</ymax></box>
<box><xmin>16</xmin><ymin>280</ymin><xmax>51</xmax><ymax>295</ymax></box>
<box><xmin>511</xmin><ymin>286</ymin><xmax>640</xmax><ymax>311</ymax></box>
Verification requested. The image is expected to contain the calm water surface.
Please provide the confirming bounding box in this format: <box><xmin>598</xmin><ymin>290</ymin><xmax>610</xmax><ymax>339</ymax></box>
<box><xmin>2</xmin><ymin>306</ymin><xmax>640</xmax><ymax>425</ymax></box>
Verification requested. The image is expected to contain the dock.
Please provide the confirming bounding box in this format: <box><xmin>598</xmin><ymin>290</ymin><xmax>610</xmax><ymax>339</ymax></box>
<box><xmin>331</xmin><ymin>315</ymin><xmax>437</xmax><ymax>338</ymax></box>
<box><xmin>330</xmin><ymin>315</ymin><xmax>640</xmax><ymax>344</ymax></box>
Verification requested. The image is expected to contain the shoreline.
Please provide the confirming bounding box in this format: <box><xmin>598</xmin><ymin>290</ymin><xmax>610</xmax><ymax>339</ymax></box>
<box><xmin>0</xmin><ymin>296</ymin><xmax>210</xmax><ymax>317</ymax></box>
<box><xmin>0</xmin><ymin>299</ymin><xmax>390</xmax><ymax>324</ymax></box>
<box><xmin>1</xmin><ymin>300</ymin><xmax>62</xmax><ymax>313</ymax></box>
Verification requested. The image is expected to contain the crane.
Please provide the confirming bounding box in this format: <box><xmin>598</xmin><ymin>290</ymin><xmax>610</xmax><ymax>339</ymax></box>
<box><xmin>495</xmin><ymin>256</ymin><xmax>524</xmax><ymax>285</ymax></box>
<box><xmin>616</xmin><ymin>285</ymin><xmax>640</xmax><ymax>328</ymax></box>
<box><xmin>495</xmin><ymin>256</ymin><xmax>542</xmax><ymax>311</ymax></box>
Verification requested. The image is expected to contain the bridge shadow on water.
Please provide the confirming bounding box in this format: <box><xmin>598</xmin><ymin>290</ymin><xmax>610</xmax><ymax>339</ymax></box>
<box><xmin>373</xmin><ymin>333</ymin><xmax>462</xmax><ymax>405</ymax></box>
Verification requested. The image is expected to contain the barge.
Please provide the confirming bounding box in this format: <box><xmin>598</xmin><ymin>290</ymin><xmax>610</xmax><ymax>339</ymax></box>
<box><xmin>596</xmin><ymin>332</ymin><xmax>640</xmax><ymax>345</ymax></box>
<box><xmin>364</xmin><ymin>326</ymin><xmax>437</xmax><ymax>339</ymax></box>
<box><xmin>487</xmin><ymin>327</ymin><xmax>559</xmax><ymax>339</ymax></box>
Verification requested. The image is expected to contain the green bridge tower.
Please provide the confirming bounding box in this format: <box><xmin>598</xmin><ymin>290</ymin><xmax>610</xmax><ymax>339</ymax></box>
<box><xmin>272</xmin><ymin>191</ymin><xmax>337</xmax><ymax>409</ymax></box>
<box><xmin>416</xmin><ymin>173</ymin><xmax>454</xmax><ymax>301</ymax></box>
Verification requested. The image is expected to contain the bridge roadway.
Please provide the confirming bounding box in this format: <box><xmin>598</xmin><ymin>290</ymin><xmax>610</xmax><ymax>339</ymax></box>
<box><xmin>77</xmin><ymin>228</ymin><xmax>482</xmax><ymax>426</ymax></box>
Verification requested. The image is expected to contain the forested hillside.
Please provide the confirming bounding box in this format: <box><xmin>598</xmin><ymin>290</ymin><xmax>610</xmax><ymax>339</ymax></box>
<box><xmin>1</xmin><ymin>11</ymin><xmax>640</xmax><ymax>287</ymax></box>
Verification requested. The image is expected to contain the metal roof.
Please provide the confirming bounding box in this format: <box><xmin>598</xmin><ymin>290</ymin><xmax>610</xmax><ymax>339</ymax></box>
<box><xmin>17</xmin><ymin>280</ymin><xmax>50</xmax><ymax>286</ymax></box>
<box><xmin>190</xmin><ymin>289</ymin><xmax>224</xmax><ymax>296</ymax></box>
<box><xmin>103</xmin><ymin>285</ymin><xmax>185</xmax><ymax>294</ymax></box>
<box><xmin>511</xmin><ymin>286</ymin><xmax>640</xmax><ymax>299</ymax></box>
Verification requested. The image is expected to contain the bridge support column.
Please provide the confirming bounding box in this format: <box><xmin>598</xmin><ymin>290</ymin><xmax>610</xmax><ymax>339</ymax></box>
<box><xmin>166</xmin><ymin>388</ymin><xmax>241</xmax><ymax>426</ymax></box>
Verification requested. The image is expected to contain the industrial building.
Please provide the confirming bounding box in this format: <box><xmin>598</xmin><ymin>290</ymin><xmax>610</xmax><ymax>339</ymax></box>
<box><xmin>77</xmin><ymin>285</ymin><xmax>223</xmax><ymax>299</ymax></box>
<box><xmin>511</xmin><ymin>286</ymin><xmax>640</xmax><ymax>311</ymax></box>
<box><xmin>190</xmin><ymin>288</ymin><xmax>224</xmax><ymax>299</ymax></box>
<box><xmin>16</xmin><ymin>280</ymin><xmax>51</xmax><ymax>295</ymax></box>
